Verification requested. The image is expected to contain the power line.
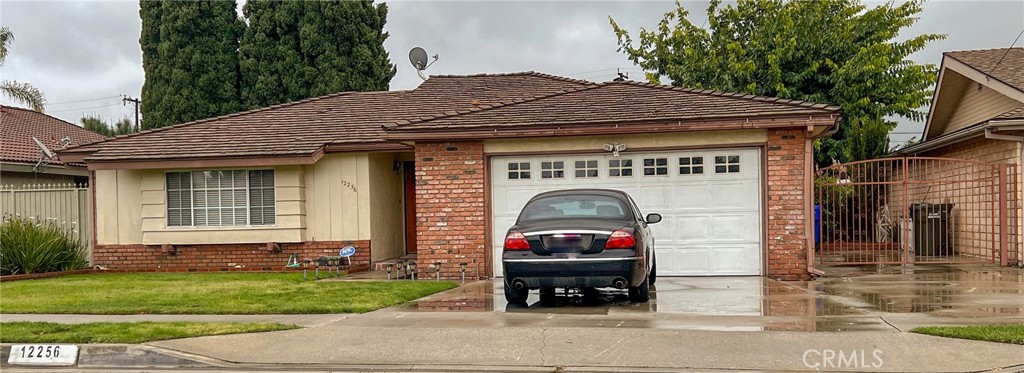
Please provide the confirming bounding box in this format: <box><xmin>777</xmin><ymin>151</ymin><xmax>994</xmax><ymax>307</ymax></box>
<box><xmin>990</xmin><ymin>27</ymin><xmax>1024</xmax><ymax>74</ymax></box>
<box><xmin>46</xmin><ymin>95</ymin><xmax>121</xmax><ymax>106</ymax></box>
<box><xmin>47</xmin><ymin>103</ymin><xmax>123</xmax><ymax>113</ymax></box>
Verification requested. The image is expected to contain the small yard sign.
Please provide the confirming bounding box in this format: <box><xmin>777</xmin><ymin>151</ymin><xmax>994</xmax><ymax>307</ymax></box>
<box><xmin>339</xmin><ymin>246</ymin><xmax>356</xmax><ymax>257</ymax></box>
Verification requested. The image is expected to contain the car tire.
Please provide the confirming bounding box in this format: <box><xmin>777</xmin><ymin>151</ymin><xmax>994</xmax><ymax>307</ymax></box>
<box><xmin>539</xmin><ymin>287</ymin><xmax>557</xmax><ymax>305</ymax></box>
<box><xmin>504</xmin><ymin>282</ymin><xmax>529</xmax><ymax>305</ymax></box>
<box><xmin>649</xmin><ymin>255</ymin><xmax>657</xmax><ymax>285</ymax></box>
<box><xmin>628</xmin><ymin>276</ymin><xmax>651</xmax><ymax>303</ymax></box>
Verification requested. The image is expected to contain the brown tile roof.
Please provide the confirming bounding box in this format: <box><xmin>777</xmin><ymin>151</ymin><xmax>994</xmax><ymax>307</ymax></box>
<box><xmin>0</xmin><ymin>105</ymin><xmax>108</xmax><ymax>165</ymax></box>
<box><xmin>946</xmin><ymin>47</ymin><xmax>1024</xmax><ymax>92</ymax></box>
<box><xmin>62</xmin><ymin>72</ymin><xmax>840</xmax><ymax>163</ymax></box>
<box><xmin>63</xmin><ymin>72</ymin><xmax>594</xmax><ymax>162</ymax></box>
<box><xmin>389</xmin><ymin>80</ymin><xmax>840</xmax><ymax>131</ymax></box>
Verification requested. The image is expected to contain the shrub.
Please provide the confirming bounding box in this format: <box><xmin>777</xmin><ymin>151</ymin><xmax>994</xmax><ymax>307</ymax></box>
<box><xmin>0</xmin><ymin>215</ymin><xmax>88</xmax><ymax>275</ymax></box>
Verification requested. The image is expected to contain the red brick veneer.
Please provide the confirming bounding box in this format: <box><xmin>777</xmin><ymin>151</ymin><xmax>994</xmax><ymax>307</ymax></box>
<box><xmin>91</xmin><ymin>240</ymin><xmax>371</xmax><ymax>272</ymax></box>
<box><xmin>766</xmin><ymin>129</ymin><xmax>810</xmax><ymax>280</ymax></box>
<box><xmin>414</xmin><ymin>141</ymin><xmax>487</xmax><ymax>280</ymax></box>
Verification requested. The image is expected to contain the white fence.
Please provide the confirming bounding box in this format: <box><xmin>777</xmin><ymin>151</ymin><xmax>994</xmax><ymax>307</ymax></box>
<box><xmin>0</xmin><ymin>183</ymin><xmax>92</xmax><ymax>259</ymax></box>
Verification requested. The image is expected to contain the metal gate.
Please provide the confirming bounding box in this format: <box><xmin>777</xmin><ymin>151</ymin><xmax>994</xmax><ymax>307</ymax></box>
<box><xmin>815</xmin><ymin>157</ymin><xmax>1019</xmax><ymax>266</ymax></box>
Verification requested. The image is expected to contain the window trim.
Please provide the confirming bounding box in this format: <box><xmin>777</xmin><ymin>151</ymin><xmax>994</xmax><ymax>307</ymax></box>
<box><xmin>540</xmin><ymin>161</ymin><xmax>565</xmax><ymax>179</ymax></box>
<box><xmin>679</xmin><ymin>156</ymin><xmax>705</xmax><ymax>175</ymax></box>
<box><xmin>507</xmin><ymin>161</ymin><xmax>532</xmax><ymax>180</ymax></box>
<box><xmin>608</xmin><ymin>158</ymin><xmax>634</xmax><ymax>178</ymax></box>
<box><xmin>164</xmin><ymin>169</ymin><xmax>277</xmax><ymax>229</ymax></box>
<box><xmin>642</xmin><ymin>157</ymin><xmax>669</xmax><ymax>176</ymax></box>
<box><xmin>573</xmin><ymin>159</ymin><xmax>600</xmax><ymax>179</ymax></box>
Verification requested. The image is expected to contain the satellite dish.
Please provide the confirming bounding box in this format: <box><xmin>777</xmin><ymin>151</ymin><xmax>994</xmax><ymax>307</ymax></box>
<box><xmin>408</xmin><ymin>46</ymin><xmax>439</xmax><ymax>81</ymax></box>
<box><xmin>409</xmin><ymin>47</ymin><xmax>429</xmax><ymax>70</ymax></box>
<box><xmin>33</xmin><ymin>137</ymin><xmax>54</xmax><ymax>159</ymax></box>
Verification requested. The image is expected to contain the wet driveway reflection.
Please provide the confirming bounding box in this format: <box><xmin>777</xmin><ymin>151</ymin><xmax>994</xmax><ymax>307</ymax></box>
<box><xmin>376</xmin><ymin>265</ymin><xmax>1023</xmax><ymax>332</ymax></box>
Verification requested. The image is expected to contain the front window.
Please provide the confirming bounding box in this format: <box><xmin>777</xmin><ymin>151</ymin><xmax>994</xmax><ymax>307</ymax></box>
<box><xmin>519</xmin><ymin>194</ymin><xmax>630</xmax><ymax>222</ymax></box>
<box><xmin>166</xmin><ymin>170</ymin><xmax>275</xmax><ymax>227</ymax></box>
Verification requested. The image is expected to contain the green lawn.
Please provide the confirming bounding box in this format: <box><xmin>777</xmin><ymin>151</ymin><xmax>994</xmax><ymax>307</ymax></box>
<box><xmin>911</xmin><ymin>324</ymin><xmax>1024</xmax><ymax>345</ymax></box>
<box><xmin>0</xmin><ymin>322</ymin><xmax>298</xmax><ymax>343</ymax></box>
<box><xmin>0</xmin><ymin>273</ymin><xmax>457</xmax><ymax>314</ymax></box>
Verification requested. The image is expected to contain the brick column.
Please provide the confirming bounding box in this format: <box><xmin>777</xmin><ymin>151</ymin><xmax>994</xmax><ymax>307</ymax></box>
<box><xmin>766</xmin><ymin>129</ymin><xmax>810</xmax><ymax>280</ymax></box>
<box><xmin>414</xmin><ymin>141</ymin><xmax>487</xmax><ymax>279</ymax></box>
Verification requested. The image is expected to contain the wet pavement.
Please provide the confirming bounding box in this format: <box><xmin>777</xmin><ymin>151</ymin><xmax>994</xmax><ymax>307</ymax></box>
<box><xmin>379</xmin><ymin>264</ymin><xmax>1023</xmax><ymax>332</ymax></box>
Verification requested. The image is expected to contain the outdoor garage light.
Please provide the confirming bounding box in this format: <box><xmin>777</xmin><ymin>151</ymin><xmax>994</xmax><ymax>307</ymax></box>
<box><xmin>603</xmin><ymin>142</ymin><xmax>626</xmax><ymax>157</ymax></box>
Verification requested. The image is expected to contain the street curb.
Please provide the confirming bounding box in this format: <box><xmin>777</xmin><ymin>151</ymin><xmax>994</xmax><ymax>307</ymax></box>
<box><xmin>3</xmin><ymin>343</ymin><xmax>1023</xmax><ymax>372</ymax></box>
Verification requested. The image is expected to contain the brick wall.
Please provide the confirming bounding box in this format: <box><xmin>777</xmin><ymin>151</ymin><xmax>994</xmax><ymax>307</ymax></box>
<box><xmin>415</xmin><ymin>141</ymin><xmax>487</xmax><ymax>280</ymax></box>
<box><xmin>92</xmin><ymin>240</ymin><xmax>371</xmax><ymax>272</ymax></box>
<box><xmin>766</xmin><ymin>129</ymin><xmax>810</xmax><ymax>280</ymax></box>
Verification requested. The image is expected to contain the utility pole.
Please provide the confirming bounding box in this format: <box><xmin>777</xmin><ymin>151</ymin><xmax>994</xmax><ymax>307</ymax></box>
<box><xmin>122</xmin><ymin>95</ymin><xmax>141</xmax><ymax>131</ymax></box>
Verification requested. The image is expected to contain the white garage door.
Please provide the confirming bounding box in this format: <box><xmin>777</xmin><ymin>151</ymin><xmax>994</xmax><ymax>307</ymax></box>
<box><xmin>491</xmin><ymin>148</ymin><xmax>762</xmax><ymax>277</ymax></box>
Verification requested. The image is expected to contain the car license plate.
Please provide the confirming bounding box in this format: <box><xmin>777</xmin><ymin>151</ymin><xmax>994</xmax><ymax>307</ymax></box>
<box><xmin>7</xmin><ymin>344</ymin><xmax>78</xmax><ymax>366</ymax></box>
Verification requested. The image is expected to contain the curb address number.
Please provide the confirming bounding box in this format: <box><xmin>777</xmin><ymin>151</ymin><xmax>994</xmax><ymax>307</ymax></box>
<box><xmin>8</xmin><ymin>344</ymin><xmax>78</xmax><ymax>366</ymax></box>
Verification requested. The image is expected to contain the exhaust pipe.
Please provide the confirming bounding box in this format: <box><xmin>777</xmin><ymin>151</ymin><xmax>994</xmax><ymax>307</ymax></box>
<box><xmin>512</xmin><ymin>279</ymin><xmax>526</xmax><ymax>290</ymax></box>
<box><xmin>612</xmin><ymin>278</ymin><xmax>627</xmax><ymax>289</ymax></box>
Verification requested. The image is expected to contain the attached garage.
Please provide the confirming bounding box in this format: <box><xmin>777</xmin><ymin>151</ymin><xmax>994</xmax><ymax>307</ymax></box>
<box><xmin>490</xmin><ymin>148</ymin><xmax>762</xmax><ymax>277</ymax></box>
<box><xmin>387</xmin><ymin>75</ymin><xmax>842</xmax><ymax>280</ymax></box>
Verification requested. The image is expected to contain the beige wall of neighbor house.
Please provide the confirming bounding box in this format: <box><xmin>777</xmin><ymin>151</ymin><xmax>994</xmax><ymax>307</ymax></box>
<box><xmin>943</xmin><ymin>85</ymin><xmax>1023</xmax><ymax>135</ymax></box>
<box><xmin>304</xmin><ymin>153</ymin><xmax>372</xmax><ymax>242</ymax></box>
<box><xmin>96</xmin><ymin>166</ymin><xmax>308</xmax><ymax>245</ymax></box>
<box><xmin>368</xmin><ymin>152</ymin><xmax>406</xmax><ymax>261</ymax></box>
<box><xmin>483</xmin><ymin>129</ymin><xmax>768</xmax><ymax>154</ymax></box>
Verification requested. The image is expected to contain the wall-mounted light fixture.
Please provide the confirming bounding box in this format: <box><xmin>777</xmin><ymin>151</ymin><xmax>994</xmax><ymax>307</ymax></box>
<box><xmin>603</xmin><ymin>143</ymin><xmax>627</xmax><ymax>157</ymax></box>
<box><xmin>393</xmin><ymin>160</ymin><xmax>402</xmax><ymax>173</ymax></box>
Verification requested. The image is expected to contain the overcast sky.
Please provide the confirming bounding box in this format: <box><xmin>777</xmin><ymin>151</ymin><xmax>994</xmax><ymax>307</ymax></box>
<box><xmin>1</xmin><ymin>1</ymin><xmax>1023</xmax><ymax>144</ymax></box>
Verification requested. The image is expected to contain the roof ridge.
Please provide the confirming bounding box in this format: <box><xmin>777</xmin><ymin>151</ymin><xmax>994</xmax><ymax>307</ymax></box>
<box><xmin>945</xmin><ymin>46</ymin><xmax>1023</xmax><ymax>55</ymax></box>
<box><xmin>388</xmin><ymin>83</ymin><xmax>608</xmax><ymax>128</ymax></box>
<box><xmin>0</xmin><ymin>105</ymin><xmax>109</xmax><ymax>141</ymax></box>
<box><xmin>427</xmin><ymin>71</ymin><xmax>596</xmax><ymax>86</ymax></box>
<box><xmin>607</xmin><ymin>80</ymin><xmax>840</xmax><ymax>111</ymax></box>
<box><xmin>61</xmin><ymin>90</ymin><xmax>369</xmax><ymax>151</ymax></box>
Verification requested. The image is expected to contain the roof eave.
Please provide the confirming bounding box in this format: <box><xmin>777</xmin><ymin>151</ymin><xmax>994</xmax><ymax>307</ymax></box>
<box><xmin>383</xmin><ymin>114</ymin><xmax>839</xmax><ymax>141</ymax></box>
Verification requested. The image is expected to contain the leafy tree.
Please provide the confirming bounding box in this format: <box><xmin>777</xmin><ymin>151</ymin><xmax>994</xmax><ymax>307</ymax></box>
<box><xmin>238</xmin><ymin>0</ymin><xmax>395</xmax><ymax>109</ymax></box>
<box><xmin>80</xmin><ymin>116</ymin><xmax>137</xmax><ymax>137</ymax></box>
<box><xmin>610</xmin><ymin>0</ymin><xmax>944</xmax><ymax>165</ymax></box>
<box><xmin>0</xmin><ymin>26</ymin><xmax>45</xmax><ymax>111</ymax></box>
<box><xmin>139</xmin><ymin>1</ymin><xmax>244</xmax><ymax>129</ymax></box>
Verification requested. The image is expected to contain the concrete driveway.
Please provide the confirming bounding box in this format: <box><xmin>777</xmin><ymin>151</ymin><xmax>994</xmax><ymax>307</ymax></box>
<box><xmin>144</xmin><ymin>265</ymin><xmax>1024</xmax><ymax>372</ymax></box>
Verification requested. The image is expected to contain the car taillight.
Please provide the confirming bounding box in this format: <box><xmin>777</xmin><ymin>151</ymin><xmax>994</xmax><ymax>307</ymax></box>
<box><xmin>504</xmin><ymin>231</ymin><xmax>530</xmax><ymax>251</ymax></box>
<box><xmin>605</xmin><ymin>230</ymin><xmax>636</xmax><ymax>249</ymax></box>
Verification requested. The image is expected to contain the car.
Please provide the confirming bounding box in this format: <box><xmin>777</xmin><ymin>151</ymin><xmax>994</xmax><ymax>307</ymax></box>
<box><xmin>501</xmin><ymin>188</ymin><xmax>661</xmax><ymax>305</ymax></box>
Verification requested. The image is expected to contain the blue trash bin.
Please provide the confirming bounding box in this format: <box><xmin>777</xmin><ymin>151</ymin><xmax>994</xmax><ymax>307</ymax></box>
<box><xmin>813</xmin><ymin>205</ymin><xmax>821</xmax><ymax>244</ymax></box>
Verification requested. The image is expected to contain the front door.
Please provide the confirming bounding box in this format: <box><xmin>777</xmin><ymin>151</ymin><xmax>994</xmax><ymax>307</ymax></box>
<box><xmin>403</xmin><ymin>161</ymin><xmax>417</xmax><ymax>255</ymax></box>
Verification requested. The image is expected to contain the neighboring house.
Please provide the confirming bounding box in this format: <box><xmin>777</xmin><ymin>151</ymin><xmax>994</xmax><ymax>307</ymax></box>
<box><xmin>897</xmin><ymin>47</ymin><xmax>1024</xmax><ymax>164</ymax></box>
<box><xmin>894</xmin><ymin>47</ymin><xmax>1024</xmax><ymax>265</ymax></box>
<box><xmin>60</xmin><ymin>72</ymin><xmax>840</xmax><ymax>280</ymax></box>
<box><xmin>0</xmin><ymin>105</ymin><xmax>108</xmax><ymax>186</ymax></box>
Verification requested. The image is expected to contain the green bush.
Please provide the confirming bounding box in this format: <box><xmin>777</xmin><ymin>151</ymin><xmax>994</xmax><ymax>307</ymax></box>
<box><xmin>0</xmin><ymin>215</ymin><xmax>88</xmax><ymax>275</ymax></box>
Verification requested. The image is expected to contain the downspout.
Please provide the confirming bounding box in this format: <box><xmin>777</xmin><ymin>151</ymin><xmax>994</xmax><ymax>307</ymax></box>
<box><xmin>985</xmin><ymin>127</ymin><xmax>1024</xmax><ymax>268</ymax></box>
<box><xmin>805</xmin><ymin>137</ymin><xmax>825</xmax><ymax>278</ymax></box>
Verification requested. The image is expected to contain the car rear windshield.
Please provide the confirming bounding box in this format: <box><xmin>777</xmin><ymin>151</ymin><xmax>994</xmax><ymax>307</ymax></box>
<box><xmin>519</xmin><ymin>194</ymin><xmax>632</xmax><ymax>222</ymax></box>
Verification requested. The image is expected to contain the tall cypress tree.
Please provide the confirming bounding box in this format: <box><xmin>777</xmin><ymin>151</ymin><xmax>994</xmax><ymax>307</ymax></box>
<box><xmin>239</xmin><ymin>0</ymin><xmax>396</xmax><ymax>109</ymax></box>
<box><xmin>139</xmin><ymin>0</ymin><xmax>244</xmax><ymax>129</ymax></box>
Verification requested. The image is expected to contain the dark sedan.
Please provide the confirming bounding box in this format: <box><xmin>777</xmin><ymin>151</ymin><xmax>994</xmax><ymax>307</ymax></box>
<box><xmin>501</xmin><ymin>189</ymin><xmax>661</xmax><ymax>305</ymax></box>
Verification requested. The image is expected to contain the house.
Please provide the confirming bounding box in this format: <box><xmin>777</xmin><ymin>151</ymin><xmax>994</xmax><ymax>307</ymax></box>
<box><xmin>0</xmin><ymin>105</ymin><xmax>108</xmax><ymax>186</ymax></box>
<box><xmin>894</xmin><ymin>48</ymin><xmax>1023</xmax><ymax>265</ymax></box>
<box><xmin>59</xmin><ymin>72</ymin><xmax>841</xmax><ymax>280</ymax></box>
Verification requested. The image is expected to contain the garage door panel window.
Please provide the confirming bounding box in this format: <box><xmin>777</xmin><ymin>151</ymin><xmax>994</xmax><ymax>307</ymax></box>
<box><xmin>679</xmin><ymin>157</ymin><xmax>704</xmax><ymax>175</ymax></box>
<box><xmin>540</xmin><ymin>161</ymin><xmax>565</xmax><ymax>179</ymax></box>
<box><xmin>608</xmin><ymin>159</ymin><xmax>633</xmax><ymax>177</ymax></box>
<box><xmin>574</xmin><ymin>160</ymin><xmax>599</xmax><ymax>178</ymax></box>
<box><xmin>166</xmin><ymin>170</ymin><xmax>275</xmax><ymax>227</ymax></box>
<box><xmin>643</xmin><ymin>158</ymin><xmax>669</xmax><ymax>176</ymax></box>
<box><xmin>507</xmin><ymin>162</ymin><xmax>531</xmax><ymax>180</ymax></box>
<box><xmin>714</xmin><ymin>155</ymin><xmax>740</xmax><ymax>174</ymax></box>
